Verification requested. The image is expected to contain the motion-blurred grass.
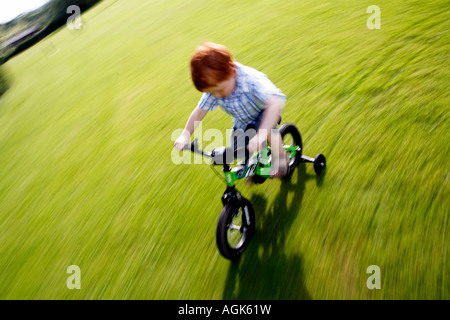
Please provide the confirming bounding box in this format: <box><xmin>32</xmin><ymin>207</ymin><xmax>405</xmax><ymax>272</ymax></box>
<box><xmin>0</xmin><ymin>0</ymin><xmax>448</xmax><ymax>299</ymax></box>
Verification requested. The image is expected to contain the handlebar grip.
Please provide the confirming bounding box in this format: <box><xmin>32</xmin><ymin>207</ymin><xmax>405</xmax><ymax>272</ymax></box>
<box><xmin>182</xmin><ymin>138</ymin><xmax>197</xmax><ymax>151</ymax></box>
<box><xmin>182</xmin><ymin>138</ymin><xmax>212</xmax><ymax>157</ymax></box>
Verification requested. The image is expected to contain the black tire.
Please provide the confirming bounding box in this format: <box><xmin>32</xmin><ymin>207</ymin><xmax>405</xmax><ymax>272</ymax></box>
<box><xmin>314</xmin><ymin>153</ymin><xmax>326</xmax><ymax>175</ymax></box>
<box><xmin>251</xmin><ymin>168</ymin><xmax>266</xmax><ymax>184</ymax></box>
<box><xmin>216</xmin><ymin>198</ymin><xmax>255</xmax><ymax>260</ymax></box>
<box><xmin>252</xmin><ymin>176</ymin><xmax>266</xmax><ymax>184</ymax></box>
<box><xmin>278</xmin><ymin>123</ymin><xmax>302</xmax><ymax>176</ymax></box>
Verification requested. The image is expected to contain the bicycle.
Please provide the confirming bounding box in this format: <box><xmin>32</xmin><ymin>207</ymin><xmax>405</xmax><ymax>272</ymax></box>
<box><xmin>183</xmin><ymin>123</ymin><xmax>326</xmax><ymax>260</ymax></box>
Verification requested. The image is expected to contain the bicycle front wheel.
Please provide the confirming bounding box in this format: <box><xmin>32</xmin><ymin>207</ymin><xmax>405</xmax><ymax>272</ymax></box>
<box><xmin>216</xmin><ymin>198</ymin><xmax>255</xmax><ymax>260</ymax></box>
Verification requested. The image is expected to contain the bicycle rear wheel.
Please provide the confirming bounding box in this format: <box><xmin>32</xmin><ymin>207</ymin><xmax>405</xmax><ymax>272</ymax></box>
<box><xmin>278</xmin><ymin>123</ymin><xmax>302</xmax><ymax>176</ymax></box>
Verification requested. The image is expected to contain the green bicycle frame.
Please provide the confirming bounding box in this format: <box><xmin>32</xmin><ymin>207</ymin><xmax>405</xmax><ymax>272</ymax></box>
<box><xmin>223</xmin><ymin>145</ymin><xmax>299</xmax><ymax>187</ymax></box>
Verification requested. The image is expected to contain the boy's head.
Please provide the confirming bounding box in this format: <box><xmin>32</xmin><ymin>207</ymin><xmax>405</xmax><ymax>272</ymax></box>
<box><xmin>190</xmin><ymin>43</ymin><xmax>236</xmax><ymax>97</ymax></box>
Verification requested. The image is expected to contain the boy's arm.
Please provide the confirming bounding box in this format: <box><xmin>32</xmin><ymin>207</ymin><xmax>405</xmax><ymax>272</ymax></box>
<box><xmin>174</xmin><ymin>106</ymin><xmax>208</xmax><ymax>150</ymax></box>
<box><xmin>248</xmin><ymin>95</ymin><xmax>285</xmax><ymax>152</ymax></box>
<box><xmin>257</xmin><ymin>95</ymin><xmax>285</xmax><ymax>133</ymax></box>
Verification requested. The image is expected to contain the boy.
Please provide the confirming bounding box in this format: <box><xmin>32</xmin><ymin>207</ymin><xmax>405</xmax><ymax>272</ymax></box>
<box><xmin>173</xmin><ymin>42</ymin><xmax>288</xmax><ymax>177</ymax></box>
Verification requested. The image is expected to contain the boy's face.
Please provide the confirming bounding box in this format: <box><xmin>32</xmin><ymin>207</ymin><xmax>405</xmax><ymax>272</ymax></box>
<box><xmin>203</xmin><ymin>68</ymin><xmax>236</xmax><ymax>98</ymax></box>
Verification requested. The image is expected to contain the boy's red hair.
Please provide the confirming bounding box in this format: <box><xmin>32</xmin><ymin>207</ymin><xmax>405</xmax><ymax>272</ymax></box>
<box><xmin>190</xmin><ymin>43</ymin><xmax>235</xmax><ymax>92</ymax></box>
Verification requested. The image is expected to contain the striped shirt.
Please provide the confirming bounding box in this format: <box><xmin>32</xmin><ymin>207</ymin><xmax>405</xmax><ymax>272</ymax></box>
<box><xmin>197</xmin><ymin>62</ymin><xmax>286</xmax><ymax>130</ymax></box>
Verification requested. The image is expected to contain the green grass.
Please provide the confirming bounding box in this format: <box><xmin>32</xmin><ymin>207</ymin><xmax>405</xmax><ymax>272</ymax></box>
<box><xmin>0</xmin><ymin>0</ymin><xmax>448</xmax><ymax>299</ymax></box>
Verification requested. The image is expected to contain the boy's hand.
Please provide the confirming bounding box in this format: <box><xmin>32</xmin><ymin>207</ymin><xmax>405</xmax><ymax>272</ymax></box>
<box><xmin>173</xmin><ymin>131</ymin><xmax>191</xmax><ymax>151</ymax></box>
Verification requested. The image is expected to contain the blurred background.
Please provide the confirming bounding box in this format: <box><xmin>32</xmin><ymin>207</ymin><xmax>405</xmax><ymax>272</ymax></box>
<box><xmin>0</xmin><ymin>0</ymin><xmax>101</xmax><ymax>64</ymax></box>
<box><xmin>0</xmin><ymin>0</ymin><xmax>448</xmax><ymax>299</ymax></box>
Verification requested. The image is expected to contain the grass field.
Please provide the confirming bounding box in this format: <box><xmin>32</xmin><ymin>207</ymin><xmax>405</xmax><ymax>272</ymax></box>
<box><xmin>0</xmin><ymin>0</ymin><xmax>448</xmax><ymax>299</ymax></box>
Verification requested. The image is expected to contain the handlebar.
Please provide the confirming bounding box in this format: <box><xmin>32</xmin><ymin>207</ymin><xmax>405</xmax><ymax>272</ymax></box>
<box><xmin>183</xmin><ymin>138</ymin><xmax>212</xmax><ymax>157</ymax></box>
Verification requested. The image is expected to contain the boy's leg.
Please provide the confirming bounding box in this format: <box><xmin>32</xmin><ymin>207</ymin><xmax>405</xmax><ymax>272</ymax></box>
<box><xmin>253</xmin><ymin>112</ymin><xmax>288</xmax><ymax>177</ymax></box>
<box><xmin>229</xmin><ymin>112</ymin><xmax>287</xmax><ymax>176</ymax></box>
<box><xmin>267</xmin><ymin>129</ymin><xmax>288</xmax><ymax>177</ymax></box>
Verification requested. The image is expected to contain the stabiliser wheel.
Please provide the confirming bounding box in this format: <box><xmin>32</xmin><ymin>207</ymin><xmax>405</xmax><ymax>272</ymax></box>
<box><xmin>216</xmin><ymin>198</ymin><xmax>255</xmax><ymax>260</ymax></box>
<box><xmin>278</xmin><ymin>123</ymin><xmax>302</xmax><ymax>177</ymax></box>
<box><xmin>313</xmin><ymin>153</ymin><xmax>326</xmax><ymax>175</ymax></box>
